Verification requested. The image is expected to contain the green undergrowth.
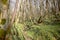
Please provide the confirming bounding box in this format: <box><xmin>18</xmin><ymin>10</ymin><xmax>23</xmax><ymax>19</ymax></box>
<box><xmin>3</xmin><ymin>22</ymin><xmax>59</xmax><ymax>40</ymax></box>
<box><xmin>25</xmin><ymin>23</ymin><xmax>60</xmax><ymax>40</ymax></box>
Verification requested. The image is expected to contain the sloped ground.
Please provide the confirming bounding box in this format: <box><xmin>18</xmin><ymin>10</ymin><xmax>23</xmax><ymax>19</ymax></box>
<box><xmin>5</xmin><ymin>22</ymin><xmax>60</xmax><ymax>40</ymax></box>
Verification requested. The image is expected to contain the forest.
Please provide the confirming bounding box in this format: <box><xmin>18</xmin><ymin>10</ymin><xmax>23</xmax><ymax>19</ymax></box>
<box><xmin>0</xmin><ymin>0</ymin><xmax>60</xmax><ymax>40</ymax></box>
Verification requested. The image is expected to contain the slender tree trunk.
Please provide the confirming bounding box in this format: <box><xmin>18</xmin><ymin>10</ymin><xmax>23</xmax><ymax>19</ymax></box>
<box><xmin>5</xmin><ymin>0</ymin><xmax>20</xmax><ymax>40</ymax></box>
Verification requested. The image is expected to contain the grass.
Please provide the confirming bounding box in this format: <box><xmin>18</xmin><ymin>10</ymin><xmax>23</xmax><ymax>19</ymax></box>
<box><xmin>25</xmin><ymin>23</ymin><xmax>60</xmax><ymax>40</ymax></box>
<box><xmin>0</xmin><ymin>22</ymin><xmax>60</xmax><ymax>40</ymax></box>
<box><xmin>9</xmin><ymin>22</ymin><xmax>60</xmax><ymax>40</ymax></box>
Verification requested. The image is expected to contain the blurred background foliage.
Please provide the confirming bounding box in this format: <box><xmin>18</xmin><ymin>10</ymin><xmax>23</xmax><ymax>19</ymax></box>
<box><xmin>0</xmin><ymin>0</ymin><xmax>60</xmax><ymax>40</ymax></box>
<box><xmin>1</xmin><ymin>0</ymin><xmax>7</xmax><ymax>4</ymax></box>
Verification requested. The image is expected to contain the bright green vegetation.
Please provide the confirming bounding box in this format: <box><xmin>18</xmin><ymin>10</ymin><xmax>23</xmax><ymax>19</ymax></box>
<box><xmin>9</xmin><ymin>22</ymin><xmax>60</xmax><ymax>40</ymax></box>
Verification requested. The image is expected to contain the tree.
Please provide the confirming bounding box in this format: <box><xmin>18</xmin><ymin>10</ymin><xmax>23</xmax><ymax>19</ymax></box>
<box><xmin>0</xmin><ymin>0</ymin><xmax>20</xmax><ymax>40</ymax></box>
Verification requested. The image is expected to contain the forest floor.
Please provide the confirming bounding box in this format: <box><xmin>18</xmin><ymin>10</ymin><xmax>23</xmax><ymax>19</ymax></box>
<box><xmin>0</xmin><ymin>22</ymin><xmax>60</xmax><ymax>40</ymax></box>
<box><xmin>9</xmin><ymin>22</ymin><xmax>60</xmax><ymax>40</ymax></box>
